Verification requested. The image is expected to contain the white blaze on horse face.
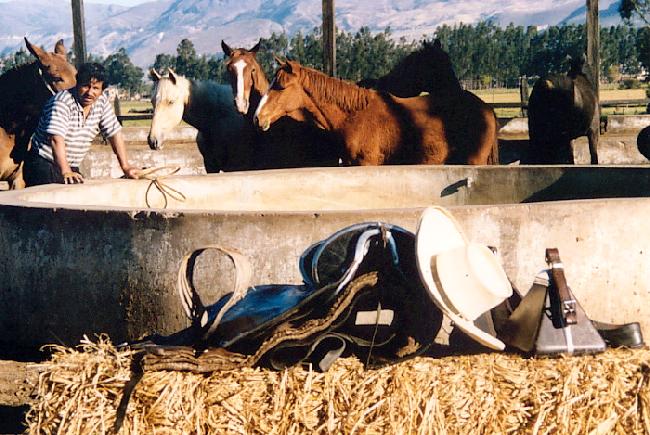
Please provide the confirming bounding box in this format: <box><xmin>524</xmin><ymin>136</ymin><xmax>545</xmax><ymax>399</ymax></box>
<box><xmin>254</xmin><ymin>94</ymin><xmax>269</xmax><ymax>130</ymax></box>
<box><xmin>253</xmin><ymin>77</ymin><xmax>275</xmax><ymax>129</ymax></box>
<box><xmin>233</xmin><ymin>59</ymin><xmax>249</xmax><ymax>114</ymax></box>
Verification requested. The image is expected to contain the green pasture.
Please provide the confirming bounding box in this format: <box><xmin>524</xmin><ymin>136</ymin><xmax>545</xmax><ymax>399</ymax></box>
<box><xmin>473</xmin><ymin>87</ymin><xmax>649</xmax><ymax>117</ymax></box>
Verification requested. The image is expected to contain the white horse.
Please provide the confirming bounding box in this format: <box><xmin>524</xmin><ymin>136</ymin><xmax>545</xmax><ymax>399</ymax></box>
<box><xmin>148</xmin><ymin>68</ymin><xmax>255</xmax><ymax>173</ymax></box>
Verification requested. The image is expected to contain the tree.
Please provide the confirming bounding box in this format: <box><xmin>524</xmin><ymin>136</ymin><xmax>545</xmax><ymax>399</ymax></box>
<box><xmin>145</xmin><ymin>22</ymin><xmax>647</xmax><ymax>89</ymax></box>
<box><xmin>175</xmin><ymin>38</ymin><xmax>199</xmax><ymax>77</ymax></box>
<box><xmin>637</xmin><ymin>26</ymin><xmax>650</xmax><ymax>71</ymax></box>
<box><xmin>152</xmin><ymin>53</ymin><xmax>175</xmax><ymax>74</ymax></box>
<box><xmin>103</xmin><ymin>48</ymin><xmax>144</xmax><ymax>93</ymax></box>
<box><xmin>1</xmin><ymin>48</ymin><xmax>34</xmax><ymax>73</ymax></box>
<box><xmin>606</xmin><ymin>64</ymin><xmax>622</xmax><ymax>83</ymax></box>
<box><xmin>619</xmin><ymin>0</ymin><xmax>650</xmax><ymax>25</ymax></box>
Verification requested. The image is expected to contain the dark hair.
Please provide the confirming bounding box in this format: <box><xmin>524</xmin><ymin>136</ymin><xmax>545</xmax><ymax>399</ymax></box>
<box><xmin>76</xmin><ymin>63</ymin><xmax>109</xmax><ymax>89</ymax></box>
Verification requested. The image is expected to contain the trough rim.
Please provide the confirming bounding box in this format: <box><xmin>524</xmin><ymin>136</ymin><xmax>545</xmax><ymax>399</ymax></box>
<box><xmin>1</xmin><ymin>164</ymin><xmax>649</xmax><ymax>213</ymax></box>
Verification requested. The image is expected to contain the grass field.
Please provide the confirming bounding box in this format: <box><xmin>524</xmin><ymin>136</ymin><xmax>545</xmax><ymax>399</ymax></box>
<box><xmin>117</xmin><ymin>87</ymin><xmax>649</xmax><ymax>127</ymax></box>
<box><xmin>473</xmin><ymin>87</ymin><xmax>649</xmax><ymax>117</ymax></box>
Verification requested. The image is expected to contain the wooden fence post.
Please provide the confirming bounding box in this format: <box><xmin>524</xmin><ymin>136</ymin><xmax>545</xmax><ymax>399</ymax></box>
<box><xmin>322</xmin><ymin>0</ymin><xmax>336</xmax><ymax>77</ymax></box>
<box><xmin>586</xmin><ymin>0</ymin><xmax>600</xmax><ymax>163</ymax></box>
<box><xmin>71</xmin><ymin>0</ymin><xmax>87</xmax><ymax>67</ymax></box>
<box><xmin>519</xmin><ymin>76</ymin><xmax>529</xmax><ymax>117</ymax></box>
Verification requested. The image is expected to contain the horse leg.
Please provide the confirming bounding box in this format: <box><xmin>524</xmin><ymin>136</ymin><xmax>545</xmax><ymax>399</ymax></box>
<box><xmin>468</xmin><ymin>111</ymin><xmax>499</xmax><ymax>165</ymax></box>
<box><xmin>9</xmin><ymin>163</ymin><xmax>25</xmax><ymax>189</ymax></box>
<box><xmin>587</xmin><ymin>127</ymin><xmax>599</xmax><ymax>165</ymax></box>
<box><xmin>196</xmin><ymin>132</ymin><xmax>223</xmax><ymax>173</ymax></box>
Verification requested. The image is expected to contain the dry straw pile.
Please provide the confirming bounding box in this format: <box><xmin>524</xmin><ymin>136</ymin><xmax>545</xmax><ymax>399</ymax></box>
<box><xmin>26</xmin><ymin>337</ymin><xmax>650</xmax><ymax>434</ymax></box>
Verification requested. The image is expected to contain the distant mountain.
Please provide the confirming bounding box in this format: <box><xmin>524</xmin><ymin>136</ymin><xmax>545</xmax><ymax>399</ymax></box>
<box><xmin>0</xmin><ymin>0</ymin><xmax>628</xmax><ymax>67</ymax></box>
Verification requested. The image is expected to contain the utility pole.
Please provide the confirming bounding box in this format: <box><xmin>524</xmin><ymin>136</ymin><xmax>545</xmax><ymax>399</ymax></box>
<box><xmin>71</xmin><ymin>0</ymin><xmax>87</xmax><ymax>67</ymax></box>
<box><xmin>322</xmin><ymin>0</ymin><xmax>336</xmax><ymax>77</ymax></box>
<box><xmin>586</xmin><ymin>0</ymin><xmax>600</xmax><ymax>160</ymax></box>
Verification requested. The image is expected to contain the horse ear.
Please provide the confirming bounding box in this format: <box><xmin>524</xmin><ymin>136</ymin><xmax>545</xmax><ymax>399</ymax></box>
<box><xmin>250</xmin><ymin>39</ymin><xmax>261</xmax><ymax>54</ymax></box>
<box><xmin>221</xmin><ymin>40</ymin><xmax>233</xmax><ymax>57</ymax></box>
<box><xmin>286</xmin><ymin>60</ymin><xmax>300</xmax><ymax>72</ymax></box>
<box><xmin>433</xmin><ymin>39</ymin><xmax>442</xmax><ymax>49</ymax></box>
<box><xmin>25</xmin><ymin>37</ymin><xmax>46</xmax><ymax>61</ymax></box>
<box><xmin>149</xmin><ymin>68</ymin><xmax>162</xmax><ymax>82</ymax></box>
<box><xmin>273</xmin><ymin>54</ymin><xmax>286</xmax><ymax>66</ymax></box>
<box><xmin>167</xmin><ymin>67</ymin><xmax>178</xmax><ymax>85</ymax></box>
<box><xmin>54</xmin><ymin>39</ymin><xmax>66</xmax><ymax>55</ymax></box>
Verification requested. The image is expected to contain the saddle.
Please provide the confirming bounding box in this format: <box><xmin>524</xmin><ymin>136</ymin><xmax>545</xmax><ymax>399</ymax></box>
<box><xmin>135</xmin><ymin>222</ymin><xmax>443</xmax><ymax>371</ymax></box>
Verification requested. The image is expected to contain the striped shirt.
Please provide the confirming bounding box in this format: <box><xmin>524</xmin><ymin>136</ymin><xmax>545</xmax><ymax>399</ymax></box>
<box><xmin>31</xmin><ymin>89</ymin><xmax>122</xmax><ymax>167</ymax></box>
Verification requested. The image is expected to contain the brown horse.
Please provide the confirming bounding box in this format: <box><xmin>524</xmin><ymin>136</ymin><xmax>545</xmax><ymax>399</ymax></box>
<box><xmin>0</xmin><ymin>38</ymin><xmax>77</xmax><ymax>189</ymax></box>
<box><xmin>358</xmin><ymin>39</ymin><xmax>499</xmax><ymax>164</ymax></box>
<box><xmin>254</xmin><ymin>60</ymin><xmax>497</xmax><ymax>166</ymax></box>
<box><xmin>221</xmin><ymin>40</ymin><xmax>340</xmax><ymax>168</ymax></box>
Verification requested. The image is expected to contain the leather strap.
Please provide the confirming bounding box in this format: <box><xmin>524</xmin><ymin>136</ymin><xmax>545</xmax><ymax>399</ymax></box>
<box><xmin>496</xmin><ymin>275</ymin><xmax>548</xmax><ymax>352</ymax></box>
<box><xmin>545</xmin><ymin>248</ymin><xmax>577</xmax><ymax>325</ymax></box>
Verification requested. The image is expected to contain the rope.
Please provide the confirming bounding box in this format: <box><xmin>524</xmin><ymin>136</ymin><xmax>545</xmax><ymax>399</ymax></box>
<box><xmin>137</xmin><ymin>166</ymin><xmax>187</xmax><ymax>209</ymax></box>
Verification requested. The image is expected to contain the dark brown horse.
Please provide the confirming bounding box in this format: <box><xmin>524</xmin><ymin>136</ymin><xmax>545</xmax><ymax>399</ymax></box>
<box><xmin>525</xmin><ymin>55</ymin><xmax>598</xmax><ymax>164</ymax></box>
<box><xmin>358</xmin><ymin>39</ymin><xmax>499</xmax><ymax>164</ymax></box>
<box><xmin>254</xmin><ymin>60</ymin><xmax>497</xmax><ymax>166</ymax></box>
<box><xmin>221</xmin><ymin>40</ymin><xmax>340</xmax><ymax>168</ymax></box>
<box><xmin>0</xmin><ymin>38</ymin><xmax>77</xmax><ymax>189</ymax></box>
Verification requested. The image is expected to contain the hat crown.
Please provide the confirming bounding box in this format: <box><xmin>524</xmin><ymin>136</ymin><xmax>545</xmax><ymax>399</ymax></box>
<box><xmin>436</xmin><ymin>243</ymin><xmax>512</xmax><ymax>321</ymax></box>
<box><xmin>416</xmin><ymin>206</ymin><xmax>511</xmax><ymax>350</ymax></box>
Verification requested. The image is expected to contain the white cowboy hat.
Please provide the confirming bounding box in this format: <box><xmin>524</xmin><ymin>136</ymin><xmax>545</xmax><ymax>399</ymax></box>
<box><xmin>415</xmin><ymin>206</ymin><xmax>512</xmax><ymax>350</ymax></box>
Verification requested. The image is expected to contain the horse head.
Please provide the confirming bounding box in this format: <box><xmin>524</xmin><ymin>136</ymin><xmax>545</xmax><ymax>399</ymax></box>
<box><xmin>567</xmin><ymin>53</ymin><xmax>588</xmax><ymax>79</ymax></box>
<box><xmin>254</xmin><ymin>59</ymin><xmax>314</xmax><ymax>131</ymax></box>
<box><xmin>148</xmin><ymin>68</ymin><xmax>189</xmax><ymax>150</ymax></box>
<box><xmin>222</xmin><ymin>39</ymin><xmax>265</xmax><ymax>115</ymax></box>
<box><xmin>361</xmin><ymin>38</ymin><xmax>461</xmax><ymax>98</ymax></box>
<box><xmin>25</xmin><ymin>37</ymin><xmax>77</xmax><ymax>93</ymax></box>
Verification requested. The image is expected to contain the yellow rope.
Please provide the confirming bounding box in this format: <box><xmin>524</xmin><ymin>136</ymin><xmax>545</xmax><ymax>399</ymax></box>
<box><xmin>137</xmin><ymin>166</ymin><xmax>187</xmax><ymax>209</ymax></box>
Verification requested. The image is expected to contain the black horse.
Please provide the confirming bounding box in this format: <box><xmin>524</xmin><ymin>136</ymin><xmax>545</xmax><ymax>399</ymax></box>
<box><xmin>358</xmin><ymin>39</ymin><xmax>500</xmax><ymax>164</ymax></box>
<box><xmin>358</xmin><ymin>39</ymin><xmax>463</xmax><ymax>100</ymax></box>
<box><xmin>525</xmin><ymin>55</ymin><xmax>598</xmax><ymax>165</ymax></box>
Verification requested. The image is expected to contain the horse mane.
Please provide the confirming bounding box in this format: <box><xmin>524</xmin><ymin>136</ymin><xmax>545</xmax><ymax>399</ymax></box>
<box><xmin>154</xmin><ymin>73</ymin><xmax>237</xmax><ymax>122</ymax></box>
<box><xmin>0</xmin><ymin>62</ymin><xmax>38</xmax><ymax>86</ymax></box>
<box><xmin>0</xmin><ymin>62</ymin><xmax>42</xmax><ymax>105</ymax></box>
<box><xmin>298</xmin><ymin>65</ymin><xmax>373</xmax><ymax>112</ymax></box>
<box><xmin>247</xmin><ymin>55</ymin><xmax>269</xmax><ymax>94</ymax></box>
<box><xmin>0</xmin><ymin>62</ymin><xmax>50</xmax><ymax>128</ymax></box>
<box><xmin>191</xmin><ymin>79</ymin><xmax>237</xmax><ymax>117</ymax></box>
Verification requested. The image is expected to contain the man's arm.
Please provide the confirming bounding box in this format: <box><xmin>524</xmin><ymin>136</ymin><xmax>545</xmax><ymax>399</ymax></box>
<box><xmin>51</xmin><ymin>134</ymin><xmax>84</xmax><ymax>184</ymax></box>
<box><xmin>108</xmin><ymin>131</ymin><xmax>140</xmax><ymax>179</ymax></box>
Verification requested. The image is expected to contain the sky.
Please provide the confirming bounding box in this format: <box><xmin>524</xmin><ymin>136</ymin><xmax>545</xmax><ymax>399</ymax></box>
<box><xmin>0</xmin><ymin>0</ymin><xmax>152</xmax><ymax>4</ymax></box>
<box><xmin>84</xmin><ymin>0</ymin><xmax>151</xmax><ymax>4</ymax></box>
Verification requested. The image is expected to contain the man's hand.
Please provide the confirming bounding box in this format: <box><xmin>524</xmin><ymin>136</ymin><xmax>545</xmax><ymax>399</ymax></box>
<box><xmin>63</xmin><ymin>171</ymin><xmax>84</xmax><ymax>184</ymax></box>
<box><xmin>122</xmin><ymin>166</ymin><xmax>141</xmax><ymax>179</ymax></box>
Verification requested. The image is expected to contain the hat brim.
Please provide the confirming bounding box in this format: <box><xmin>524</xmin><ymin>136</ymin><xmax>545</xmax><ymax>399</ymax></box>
<box><xmin>415</xmin><ymin>206</ymin><xmax>506</xmax><ymax>350</ymax></box>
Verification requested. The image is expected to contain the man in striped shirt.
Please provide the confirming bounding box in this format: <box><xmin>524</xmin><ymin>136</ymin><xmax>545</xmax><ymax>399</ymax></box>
<box><xmin>24</xmin><ymin>63</ymin><xmax>140</xmax><ymax>186</ymax></box>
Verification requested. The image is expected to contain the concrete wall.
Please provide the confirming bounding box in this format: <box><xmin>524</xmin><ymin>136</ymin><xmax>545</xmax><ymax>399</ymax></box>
<box><xmin>115</xmin><ymin>126</ymin><xmax>198</xmax><ymax>144</ymax></box>
<box><xmin>607</xmin><ymin>114</ymin><xmax>650</xmax><ymax>132</ymax></box>
<box><xmin>498</xmin><ymin>115</ymin><xmax>650</xmax><ymax>136</ymax></box>
<box><xmin>1</xmin><ymin>166</ymin><xmax>650</xmax><ymax>350</ymax></box>
<box><xmin>81</xmin><ymin>143</ymin><xmax>207</xmax><ymax>179</ymax></box>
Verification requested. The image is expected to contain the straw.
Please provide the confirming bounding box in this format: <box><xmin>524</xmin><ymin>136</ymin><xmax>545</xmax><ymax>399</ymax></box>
<box><xmin>24</xmin><ymin>336</ymin><xmax>650</xmax><ymax>434</ymax></box>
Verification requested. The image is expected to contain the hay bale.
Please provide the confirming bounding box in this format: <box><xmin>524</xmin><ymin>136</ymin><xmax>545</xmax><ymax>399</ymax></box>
<box><xmin>25</xmin><ymin>337</ymin><xmax>650</xmax><ymax>434</ymax></box>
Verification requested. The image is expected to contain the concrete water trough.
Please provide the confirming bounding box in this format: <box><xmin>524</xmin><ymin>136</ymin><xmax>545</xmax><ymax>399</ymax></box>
<box><xmin>1</xmin><ymin>165</ymin><xmax>650</xmax><ymax>351</ymax></box>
